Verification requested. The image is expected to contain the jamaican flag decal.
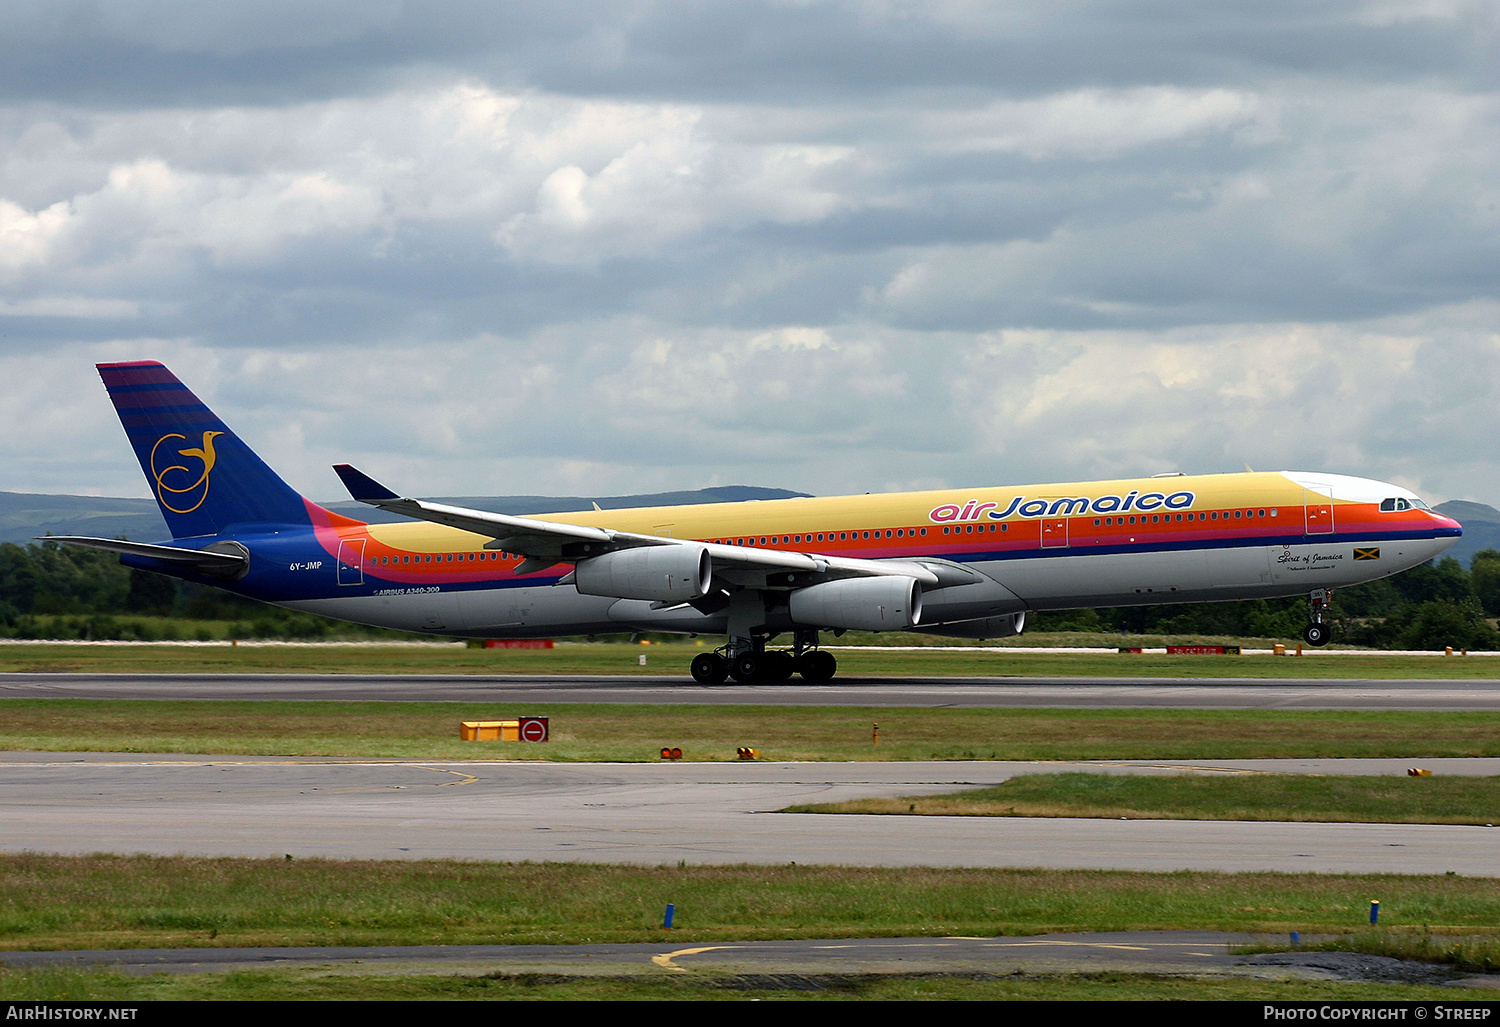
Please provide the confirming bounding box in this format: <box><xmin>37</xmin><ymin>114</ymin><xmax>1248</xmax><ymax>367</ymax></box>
<box><xmin>1353</xmin><ymin>547</ymin><xmax>1381</xmax><ymax>561</ymax></box>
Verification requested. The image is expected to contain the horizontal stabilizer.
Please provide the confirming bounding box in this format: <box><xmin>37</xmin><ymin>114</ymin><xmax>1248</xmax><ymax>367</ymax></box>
<box><xmin>46</xmin><ymin>536</ymin><xmax>249</xmax><ymax>578</ymax></box>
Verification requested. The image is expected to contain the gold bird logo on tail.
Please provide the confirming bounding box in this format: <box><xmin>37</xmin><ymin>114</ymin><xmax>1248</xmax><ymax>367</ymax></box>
<box><xmin>150</xmin><ymin>430</ymin><xmax>224</xmax><ymax>514</ymax></box>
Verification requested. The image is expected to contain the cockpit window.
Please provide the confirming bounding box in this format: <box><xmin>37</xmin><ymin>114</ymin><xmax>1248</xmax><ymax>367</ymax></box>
<box><xmin>1380</xmin><ymin>498</ymin><xmax>1396</xmax><ymax>511</ymax></box>
<box><xmin>1380</xmin><ymin>497</ymin><xmax>1422</xmax><ymax>512</ymax></box>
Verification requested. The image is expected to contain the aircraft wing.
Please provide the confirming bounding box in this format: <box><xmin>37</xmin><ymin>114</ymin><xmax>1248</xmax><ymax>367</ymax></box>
<box><xmin>333</xmin><ymin>464</ymin><xmax>940</xmax><ymax>586</ymax></box>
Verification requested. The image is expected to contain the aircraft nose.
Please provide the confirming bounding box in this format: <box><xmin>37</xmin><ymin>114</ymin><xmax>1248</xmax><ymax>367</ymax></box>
<box><xmin>1431</xmin><ymin>511</ymin><xmax>1463</xmax><ymax>536</ymax></box>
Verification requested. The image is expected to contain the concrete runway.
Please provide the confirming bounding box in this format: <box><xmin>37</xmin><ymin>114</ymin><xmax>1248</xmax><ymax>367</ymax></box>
<box><xmin>6</xmin><ymin>671</ymin><xmax>1500</xmax><ymax>708</ymax></box>
<box><xmin>3</xmin><ymin>753</ymin><xmax>1497</xmax><ymax>874</ymax></box>
<box><xmin>4</xmin><ymin>672</ymin><xmax>1498</xmax><ymax>876</ymax></box>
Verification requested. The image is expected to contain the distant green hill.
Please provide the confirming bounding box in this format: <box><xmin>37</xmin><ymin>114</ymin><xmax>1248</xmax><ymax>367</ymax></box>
<box><xmin>1435</xmin><ymin>500</ymin><xmax>1500</xmax><ymax>566</ymax></box>
<box><xmin>323</xmin><ymin>486</ymin><xmax>813</xmax><ymax>524</ymax></box>
<box><xmin>1</xmin><ymin>486</ymin><xmax>812</xmax><ymax>545</ymax></box>
<box><xmin>0</xmin><ymin>492</ymin><xmax>167</xmax><ymax>547</ymax></box>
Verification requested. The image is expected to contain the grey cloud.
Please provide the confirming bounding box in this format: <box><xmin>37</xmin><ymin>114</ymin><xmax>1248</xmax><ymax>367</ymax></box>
<box><xmin>0</xmin><ymin>2</ymin><xmax>1492</xmax><ymax>107</ymax></box>
<box><xmin>1</xmin><ymin>4</ymin><xmax>1497</xmax><ymax>508</ymax></box>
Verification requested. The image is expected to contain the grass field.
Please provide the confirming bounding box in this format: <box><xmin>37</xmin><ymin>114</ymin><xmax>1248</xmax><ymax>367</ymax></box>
<box><xmin>3</xmin><ymin>643</ymin><xmax>1497</xmax><ymax>1000</ymax></box>
<box><xmin>786</xmin><ymin>772</ymin><xmax>1500</xmax><ymax>824</ymax></box>
<box><xmin>3</xmin><ymin>857</ymin><xmax>1498</xmax><ymax>1000</ymax></box>
<box><xmin>3</xmin><ymin>855</ymin><xmax>1497</xmax><ymax>951</ymax></box>
<box><xmin>2</xmin><ymin>640</ymin><xmax>1497</xmax><ymax>678</ymax></box>
<box><xmin>5</xmin><ymin>699</ymin><xmax>1500</xmax><ymax>760</ymax></box>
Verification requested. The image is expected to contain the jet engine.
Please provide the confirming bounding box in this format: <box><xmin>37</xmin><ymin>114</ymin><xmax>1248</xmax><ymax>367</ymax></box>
<box><xmin>574</xmin><ymin>545</ymin><xmax>712</xmax><ymax>602</ymax></box>
<box><xmin>787</xmin><ymin>576</ymin><xmax>922</xmax><ymax>631</ymax></box>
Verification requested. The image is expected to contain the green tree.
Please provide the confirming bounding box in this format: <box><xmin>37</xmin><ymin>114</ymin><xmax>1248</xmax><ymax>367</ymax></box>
<box><xmin>125</xmin><ymin>568</ymin><xmax>178</xmax><ymax>615</ymax></box>
<box><xmin>1397</xmin><ymin>599</ymin><xmax>1500</xmax><ymax>651</ymax></box>
<box><xmin>1391</xmin><ymin>557</ymin><xmax>1473</xmax><ymax>605</ymax></box>
<box><xmin>1470</xmin><ymin>550</ymin><xmax>1500</xmax><ymax>617</ymax></box>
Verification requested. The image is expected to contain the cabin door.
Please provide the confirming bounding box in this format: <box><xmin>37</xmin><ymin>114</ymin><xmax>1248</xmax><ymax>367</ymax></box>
<box><xmin>1303</xmin><ymin>488</ymin><xmax>1335</xmax><ymax>535</ymax></box>
<box><xmin>336</xmin><ymin>538</ymin><xmax>366</xmax><ymax>585</ymax></box>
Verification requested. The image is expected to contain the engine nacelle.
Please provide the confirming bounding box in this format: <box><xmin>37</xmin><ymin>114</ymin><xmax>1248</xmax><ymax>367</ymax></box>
<box><xmin>788</xmin><ymin>576</ymin><xmax>923</xmax><ymax>632</ymax></box>
<box><xmin>574</xmin><ymin>545</ymin><xmax>712</xmax><ymax>602</ymax></box>
<box><xmin>921</xmin><ymin>612</ymin><xmax>1026</xmax><ymax>640</ymax></box>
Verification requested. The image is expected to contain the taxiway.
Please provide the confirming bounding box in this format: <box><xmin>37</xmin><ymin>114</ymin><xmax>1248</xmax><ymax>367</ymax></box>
<box><xmin>2</xmin><ymin>754</ymin><xmax>1496</xmax><ymax>874</ymax></box>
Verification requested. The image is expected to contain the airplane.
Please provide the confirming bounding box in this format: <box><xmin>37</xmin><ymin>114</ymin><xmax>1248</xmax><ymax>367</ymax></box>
<box><xmin>52</xmin><ymin>360</ymin><xmax>1462</xmax><ymax>682</ymax></box>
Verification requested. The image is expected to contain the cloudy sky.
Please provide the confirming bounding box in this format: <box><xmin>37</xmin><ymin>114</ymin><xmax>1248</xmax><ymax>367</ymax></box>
<box><xmin>3</xmin><ymin>1</ymin><xmax>1497</xmax><ymax>509</ymax></box>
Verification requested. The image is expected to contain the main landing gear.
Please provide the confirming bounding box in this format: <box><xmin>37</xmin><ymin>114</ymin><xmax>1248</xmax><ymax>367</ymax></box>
<box><xmin>689</xmin><ymin>630</ymin><xmax>837</xmax><ymax>684</ymax></box>
<box><xmin>1303</xmin><ymin>588</ymin><xmax>1333</xmax><ymax>647</ymax></box>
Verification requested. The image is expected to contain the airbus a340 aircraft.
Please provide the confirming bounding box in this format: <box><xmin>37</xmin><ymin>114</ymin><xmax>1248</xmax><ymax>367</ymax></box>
<box><xmin>55</xmin><ymin>361</ymin><xmax>1462</xmax><ymax>682</ymax></box>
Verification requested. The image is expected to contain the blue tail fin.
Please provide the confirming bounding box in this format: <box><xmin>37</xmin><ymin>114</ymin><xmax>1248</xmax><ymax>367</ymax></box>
<box><xmin>98</xmin><ymin>361</ymin><xmax>316</xmax><ymax>538</ymax></box>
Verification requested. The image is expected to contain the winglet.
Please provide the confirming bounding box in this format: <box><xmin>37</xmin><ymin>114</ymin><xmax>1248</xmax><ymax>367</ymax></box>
<box><xmin>333</xmin><ymin>464</ymin><xmax>401</xmax><ymax>504</ymax></box>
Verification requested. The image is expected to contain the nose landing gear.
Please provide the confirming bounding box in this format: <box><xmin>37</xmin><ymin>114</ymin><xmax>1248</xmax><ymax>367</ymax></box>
<box><xmin>1303</xmin><ymin>588</ymin><xmax>1333</xmax><ymax>647</ymax></box>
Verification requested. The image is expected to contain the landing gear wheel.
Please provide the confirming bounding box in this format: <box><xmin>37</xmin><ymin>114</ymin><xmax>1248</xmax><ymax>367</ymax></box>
<box><xmin>729</xmin><ymin>652</ymin><xmax>761</xmax><ymax>682</ymax></box>
<box><xmin>797</xmin><ymin>650</ymin><xmax>837</xmax><ymax>682</ymax></box>
<box><xmin>690</xmin><ymin>652</ymin><xmax>728</xmax><ymax>684</ymax></box>
<box><xmin>1303</xmin><ymin>588</ymin><xmax>1333</xmax><ymax>648</ymax></box>
<box><xmin>763</xmin><ymin>651</ymin><xmax>795</xmax><ymax>681</ymax></box>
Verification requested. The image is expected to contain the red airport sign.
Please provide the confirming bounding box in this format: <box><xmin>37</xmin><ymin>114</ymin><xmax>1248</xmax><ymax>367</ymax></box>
<box><xmin>519</xmin><ymin>716</ymin><xmax>549</xmax><ymax>742</ymax></box>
